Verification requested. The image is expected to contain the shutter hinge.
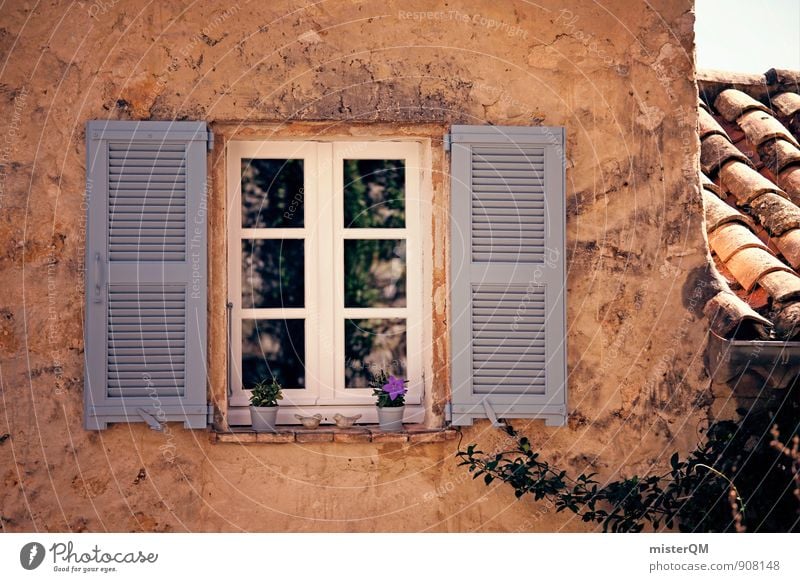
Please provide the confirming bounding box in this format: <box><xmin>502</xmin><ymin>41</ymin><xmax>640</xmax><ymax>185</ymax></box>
<box><xmin>444</xmin><ymin>401</ymin><xmax>452</xmax><ymax>423</ymax></box>
<box><xmin>443</xmin><ymin>133</ymin><xmax>451</xmax><ymax>153</ymax></box>
<box><xmin>207</xmin><ymin>404</ymin><xmax>215</xmax><ymax>424</ymax></box>
<box><xmin>207</xmin><ymin>130</ymin><xmax>214</xmax><ymax>152</ymax></box>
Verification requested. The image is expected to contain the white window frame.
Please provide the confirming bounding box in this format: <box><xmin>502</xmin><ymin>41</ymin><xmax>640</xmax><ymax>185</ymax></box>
<box><xmin>226</xmin><ymin>139</ymin><xmax>425</xmax><ymax>425</ymax></box>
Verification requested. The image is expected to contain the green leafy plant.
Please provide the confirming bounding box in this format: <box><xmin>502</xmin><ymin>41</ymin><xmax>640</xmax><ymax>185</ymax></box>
<box><xmin>249</xmin><ymin>377</ymin><xmax>283</xmax><ymax>407</ymax></box>
<box><xmin>369</xmin><ymin>370</ymin><xmax>408</xmax><ymax>408</ymax></box>
<box><xmin>457</xmin><ymin>399</ymin><xmax>800</xmax><ymax>532</ymax></box>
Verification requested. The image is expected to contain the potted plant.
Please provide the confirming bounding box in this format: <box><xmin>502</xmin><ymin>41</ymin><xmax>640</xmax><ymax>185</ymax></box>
<box><xmin>370</xmin><ymin>370</ymin><xmax>408</xmax><ymax>431</ymax></box>
<box><xmin>249</xmin><ymin>377</ymin><xmax>283</xmax><ymax>432</ymax></box>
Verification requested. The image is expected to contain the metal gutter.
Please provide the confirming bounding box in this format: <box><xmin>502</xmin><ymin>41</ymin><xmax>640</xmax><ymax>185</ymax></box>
<box><xmin>707</xmin><ymin>330</ymin><xmax>800</xmax><ymax>390</ymax></box>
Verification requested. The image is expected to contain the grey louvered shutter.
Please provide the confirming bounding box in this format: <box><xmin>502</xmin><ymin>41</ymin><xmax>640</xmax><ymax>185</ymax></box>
<box><xmin>450</xmin><ymin>125</ymin><xmax>566</xmax><ymax>426</ymax></box>
<box><xmin>84</xmin><ymin>121</ymin><xmax>208</xmax><ymax>430</ymax></box>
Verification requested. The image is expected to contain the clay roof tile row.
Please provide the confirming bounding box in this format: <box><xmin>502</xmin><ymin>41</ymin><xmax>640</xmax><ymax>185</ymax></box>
<box><xmin>699</xmin><ymin>74</ymin><xmax>800</xmax><ymax>339</ymax></box>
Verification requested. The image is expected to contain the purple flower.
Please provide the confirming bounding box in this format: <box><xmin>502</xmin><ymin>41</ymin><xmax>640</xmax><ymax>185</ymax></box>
<box><xmin>383</xmin><ymin>376</ymin><xmax>408</xmax><ymax>401</ymax></box>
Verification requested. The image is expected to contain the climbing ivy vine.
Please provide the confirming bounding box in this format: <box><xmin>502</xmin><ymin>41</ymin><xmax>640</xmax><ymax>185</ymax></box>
<box><xmin>457</xmin><ymin>399</ymin><xmax>799</xmax><ymax>532</ymax></box>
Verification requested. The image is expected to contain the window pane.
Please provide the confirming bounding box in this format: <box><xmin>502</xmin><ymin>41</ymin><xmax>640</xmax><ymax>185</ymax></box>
<box><xmin>242</xmin><ymin>319</ymin><xmax>305</xmax><ymax>389</ymax></box>
<box><xmin>242</xmin><ymin>159</ymin><xmax>304</xmax><ymax>228</ymax></box>
<box><xmin>344</xmin><ymin>239</ymin><xmax>406</xmax><ymax>307</ymax></box>
<box><xmin>345</xmin><ymin>318</ymin><xmax>407</xmax><ymax>388</ymax></box>
<box><xmin>344</xmin><ymin>159</ymin><xmax>405</xmax><ymax>228</ymax></box>
<box><xmin>242</xmin><ymin>239</ymin><xmax>304</xmax><ymax>309</ymax></box>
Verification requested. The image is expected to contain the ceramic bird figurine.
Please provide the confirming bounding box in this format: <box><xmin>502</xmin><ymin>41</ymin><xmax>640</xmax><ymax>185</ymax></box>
<box><xmin>294</xmin><ymin>413</ymin><xmax>323</xmax><ymax>429</ymax></box>
<box><xmin>333</xmin><ymin>413</ymin><xmax>361</xmax><ymax>428</ymax></box>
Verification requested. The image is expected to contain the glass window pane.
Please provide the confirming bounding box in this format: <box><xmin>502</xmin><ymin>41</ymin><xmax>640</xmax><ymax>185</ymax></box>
<box><xmin>242</xmin><ymin>319</ymin><xmax>305</xmax><ymax>389</ymax></box>
<box><xmin>344</xmin><ymin>239</ymin><xmax>406</xmax><ymax>307</ymax></box>
<box><xmin>242</xmin><ymin>239</ymin><xmax>304</xmax><ymax>309</ymax></box>
<box><xmin>242</xmin><ymin>159</ymin><xmax>304</xmax><ymax>228</ymax></box>
<box><xmin>343</xmin><ymin>159</ymin><xmax>405</xmax><ymax>228</ymax></box>
<box><xmin>344</xmin><ymin>318</ymin><xmax>407</xmax><ymax>388</ymax></box>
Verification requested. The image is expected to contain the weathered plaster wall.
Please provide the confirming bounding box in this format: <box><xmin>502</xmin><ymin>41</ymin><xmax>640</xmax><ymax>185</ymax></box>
<box><xmin>0</xmin><ymin>0</ymin><xmax>706</xmax><ymax>532</ymax></box>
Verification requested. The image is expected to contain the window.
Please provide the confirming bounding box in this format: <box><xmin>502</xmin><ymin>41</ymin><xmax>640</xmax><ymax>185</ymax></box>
<box><xmin>227</xmin><ymin>141</ymin><xmax>424</xmax><ymax>425</ymax></box>
<box><xmin>84</xmin><ymin>121</ymin><xmax>562</xmax><ymax>432</ymax></box>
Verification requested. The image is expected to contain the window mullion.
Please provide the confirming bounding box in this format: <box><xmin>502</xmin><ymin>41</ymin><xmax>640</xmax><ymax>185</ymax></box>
<box><xmin>316</xmin><ymin>142</ymin><xmax>336</xmax><ymax>402</ymax></box>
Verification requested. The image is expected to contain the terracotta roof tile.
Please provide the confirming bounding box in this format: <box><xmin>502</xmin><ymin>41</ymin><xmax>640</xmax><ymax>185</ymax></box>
<box><xmin>714</xmin><ymin>88</ymin><xmax>771</xmax><ymax>122</ymax></box>
<box><xmin>758</xmin><ymin>166</ymin><xmax>777</xmax><ymax>185</ymax></box>
<box><xmin>772</xmin><ymin>303</ymin><xmax>800</xmax><ymax>338</ymax></box>
<box><xmin>714</xmin><ymin>115</ymin><xmax>747</xmax><ymax>147</ymax></box>
<box><xmin>713</xmin><ymin>255</ymin><xmax>740</xmax><ymax>288</ymax></box>
<box><xmin>699</xmin><ymin>75</ymin><xmax>800</xmax><ymax>338</ymax></box>
<box><xmin>704</xmin><ymin>291</ymin><xmax>772</xmax><ymax>339</ymax></box>
<box><xmin>757</xmin><ymin>270</ymin><xmax>800</xmax><ymax>302</ymax></box>
<box><xmin>718</xmin><ymin>159</ymin><xmax>784</xmax><ymax>204</ymax></box>
<box><xmin>756</xmin><ymin>138</ymin><xmax>800</xmax><ymax>174</ymax></box>
<box><xmin>716</xmin><ymin>116</ymin><xmax>746</xmax><ymax>143</ymax></box>
<box><xmin>725</xmin><ymin>247</ymin><xmax>794</xmax><ymax>291</ymax></box>
<box><xmin>699</xmin><ymin>107</ymin><xmax>727</xmax><ymax>139</ymax></box>
<box><xmin>775</xmin><ymin>228</ymin><xmax>800</xmax><ymax>269</ymax></box>
<box><xmin>749</xmin><ymin>192</ymin><xmax>800</xmax><ymax>235</ymax></box>
<box><xmin>703</xmin><ymin>189</ymin><xmax>752</xmax><ymax>231</ymax></box>
<box><xmin>707</xmin><ymin>223</ymin><xmax>770</xmax><ymax>262</ymax></box>
<box><xmin>765</xmin><ymin>68</ymin><xmax>800</xmax><ymax>87</ymax></box>
<box><xmin>771</xmin><ymin>92</ymin><xmax>800</xmax><ymax>117</ymax></box>
<box><xmin>735</xmin><ymin>138</ymin><xmax>765</xmax><ymax>168</ymax></box>
<box><xmin>752</xmin><ymin>222</ymin><xmax>782</xmax><ymax>255</ymax></box>
<box><xmin>788</xmin><ymin>116</ymin><xmax>800</xmax><ymax>142</ymax></box>
<box><xmin>700</xmin><ymin>134</ymin><xmax>753</xmax><ymax>177</ymax></box>
<box><xmin>701</xmin><ymin>172</ymin><xmax>723</xmax><ymax>196</ymax></box>
<box><xmin>778</xmin><ymin>165</ymin><xmax>800</xmax><ymax>199</ymax></box>
<box><xmin>738</xmin><ymin>109</ymin><xmax>800</xmax><ymax>148</ymax></box>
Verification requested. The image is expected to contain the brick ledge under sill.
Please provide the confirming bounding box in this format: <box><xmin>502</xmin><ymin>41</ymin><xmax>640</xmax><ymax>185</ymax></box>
<box><xmin>210</xmin><ymin>424</ymin><xmax>458</xmax><ymax>444</ymax></box>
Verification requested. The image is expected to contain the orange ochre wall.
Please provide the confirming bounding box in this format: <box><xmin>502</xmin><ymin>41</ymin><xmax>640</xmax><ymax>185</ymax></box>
<box><xmin>0</xmin><ymin>0</ymin><xmax>707</xmax><ymax>532</ymax></box>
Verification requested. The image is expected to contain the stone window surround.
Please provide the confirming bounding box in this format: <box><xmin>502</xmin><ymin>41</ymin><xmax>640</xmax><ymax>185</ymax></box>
<box><xmin>211</xmin><ymin>424</ymin><xmax>459</xmax><ymax>444</ymax></box>
<box><xmin>207</xmin><ymin>122</ymin><xmax>451</xmax><ymax>434</ymax></box>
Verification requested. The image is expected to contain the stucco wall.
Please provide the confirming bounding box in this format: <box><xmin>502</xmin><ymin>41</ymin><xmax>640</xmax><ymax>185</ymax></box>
<box><xmin>0</xmin><ymin>0</ymin><xmax>706</xmax><ymax>532</ymax></box>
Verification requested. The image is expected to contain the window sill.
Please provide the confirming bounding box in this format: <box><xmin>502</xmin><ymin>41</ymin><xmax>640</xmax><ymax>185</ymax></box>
<box><xmin>209</xmin><ymin>424</ymin><xmax>458</xmax><ymax>445</ymax></box>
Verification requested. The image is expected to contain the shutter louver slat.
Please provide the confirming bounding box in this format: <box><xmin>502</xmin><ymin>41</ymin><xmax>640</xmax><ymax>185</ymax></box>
<box><xmin>107</xmin><ymin>285</ymin><xmax>187</xmax><ymax>399</ymax></box>
<box><xmin>85</xmin><ymin>121</ymin><xmax>208</xmax><ymax>430</ymax></box>
<box><xmin>108</xmin><ymin>142</ymin><xmax>187</xmax><ymax>262</ymax></box>
<box><xmin>450</xmin><ymin>125</ymin><xmax>567</xmax><ymax>427</ymax></box>
<box><xmin>471</xmin><ymin>286</ymin><xmax>546</xmax><ymax>396</ymax></box>
<box><xmin>470</xmin><ymin>145</ymin><xmax>546</xmax><ymax>264</ymax></box>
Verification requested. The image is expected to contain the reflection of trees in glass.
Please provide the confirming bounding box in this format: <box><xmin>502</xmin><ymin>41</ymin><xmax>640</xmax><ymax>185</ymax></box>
<box><xmin>344</xmin><ymin>159</ymin><xmax>405</xmax><ymax>228</ymax></box>
<box><xmin>345</xmin><ymin>318</ymin><xmax>407</xmax><ymax>388</ymax></box>
<box><xmin>241</xmin><ymin>159</ymin><xmax>304</xmax><ymax>228</ymax></box>
<box><xmin>344</xmin><ymin>239</ymin><xmax>406</xmax><ymax>308</ymax></box>
<box><xmin>242</xmin><ymin>319</ymin><xmax>305</xmax><ymax>389</ymax></box>
<box><xmin>242</xmin><ymin>239</ymin><xmax>304</xmax><ymax>308</ymax></box>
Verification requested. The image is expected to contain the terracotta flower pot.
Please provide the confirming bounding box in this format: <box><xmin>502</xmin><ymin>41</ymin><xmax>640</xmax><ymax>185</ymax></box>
<box><xmin>377</xmin><ymin>405</ymin><xmax>405</xmax><ymax>431</ymax></box>
<box><xmin>250</xmin><ymin>406</ymin><xmax>279</xmax><ymax>432</ymax></box>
